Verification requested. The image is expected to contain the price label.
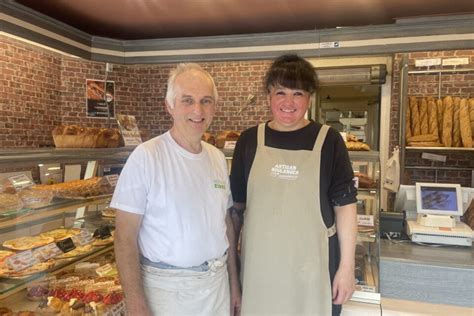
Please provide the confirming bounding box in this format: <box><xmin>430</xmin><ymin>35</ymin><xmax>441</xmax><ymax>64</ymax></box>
<box><xmin>72</xmin><ymin>230</ymin><xmax>93</xmax><ymax>246</ymax></box>
<box><xmin>442</xmin><ymin>58</ymin><xmax>469</xmax><ymax>66</ymax></box>
<box><xmin>356</xmin><ymin>285</ymin><xmax>376</xmax><ymax>293</ymax></box>
<box><xmin>353</xmin><ymin>177</ymin><xmax>359</xmax><ymax>189</ymax></box>
<box><xmin>223</xmin><ymin>141</ymin><xmax>236</xmax><ymax>150</ymax></box>
<box><xmin>106</xmin><ymin>300</ymin><xmax>127</xmax><ymax>316</ymax></box>
<box><xmin>105</xmin><ymin>174</ymin><xmax>119</xmax><ymax>187</ymax></box>
<box><xmin>93</xmin><ymin>225</ymin><xmax>112</xmax><ymax>239</ymax></box>
<box><xmin>8</xmin><ymin>174</ymin><xmax>34</xmax><ymax>190</ymax></box>
<box><xmin>56</xmin><ymin>238</ymin><xmax>76</xmax><ymax>253</ymax></box>
<box><xmin>415</xmin><ymin>58</ymin><xmax>441</xmax><ymax>67</ymax></box>
<box><xmin>6</xmin><ymin>250</ymin><xmax>39</xmax><ymax>271</ymax></box>
<box><xmin>357</xmin><ymin>214</ymin><xmax>374</xmax><ymax>227</ymax></box>
<box><xmin>33</xmin><ymin>243</ymin><xmax>63</xmax><ymax>261</ymax></box>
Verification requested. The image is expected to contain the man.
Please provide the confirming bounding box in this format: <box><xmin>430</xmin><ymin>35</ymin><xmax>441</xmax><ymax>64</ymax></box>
<box><xmin>230</xmin><ymin>54</ymin><xmax>357</xmax><ymax>315</ymax></box>
<box><xmin>111</xmin><ymin>63</ymin><xmax>240</xmax><ymax>315</ymax></box>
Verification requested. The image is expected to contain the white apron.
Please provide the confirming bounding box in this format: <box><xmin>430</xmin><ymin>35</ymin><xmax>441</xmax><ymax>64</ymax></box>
<box><xmin>141</xmin><ymin>254</ymin><xmax>229</xmax><ymax>316</ymax></box>
<box><xmin>240</xmin><ymin>123</ymin><xmax>334</xmax><ymax>316</ymax></box>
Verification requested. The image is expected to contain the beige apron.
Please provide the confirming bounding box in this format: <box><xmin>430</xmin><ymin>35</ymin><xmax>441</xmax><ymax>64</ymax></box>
<box><xmin>241</xmin><ymin>123</ymin><xmax>335</xmax><ymax>316</ymax></box>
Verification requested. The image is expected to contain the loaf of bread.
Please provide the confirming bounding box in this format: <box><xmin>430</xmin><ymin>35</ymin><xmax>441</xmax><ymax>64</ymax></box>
<box><xmin>442</xmin><ymin>96</ymin><xmax>453</xmax><ymax>147</ymax></box>
<box><xmin>452</xmin><ymin>97</ymin><xmax>461</xmax><ymax>147</ymax></box>
<box><xmin>52</xmin><ymin>125</ymin><xmax>121</xmax><ymax>148</ymax></box>
<box><xmin>407</xmin><ymin>141</ymin><xmax>444</xmax><ymax>147</ymax></box>
<box><xmin>405</xmin><ymin>100</ymin><xmax>412</xmax><ymax>139</ymax></box>
<box><xmin>355</xmin><ymin>172</ymin><xmax>376</xmax><ymax>188</ymax></box>
<box><xmin>31</xmin><ymin>177</ymin><xmax>114</xmax><ymax>199</ymax></box>
<box><xmin>427</xmin><ymin>99</ymin><xmax>439</xmax><ymax>141</ymax></box>
<box><xmin>459</xmin><ymin>98</ymin><xmax>473</xmax><ymax>148</ymax></box>
<box><xmin>216</xmin><ymin>131</ymin><xmax>240</xmax><ymax>148</ymax></box>
<box><xmin>407</xmin><ymin>134</ymin><xmax>439</xmax><ymax>143</ymax></box>
<box><xmin>409</xmin><ymin>96</ymin><xmax>421</xmax><ymax>136</ymax></box>
<box><xmin>201</xmin><ymin>132</ymin><xmax>215</xmax><ymax>145</ymax></box>
<box><xmin>345</xmin><ymin>141</ymin><xmax>370</xmax><ymax>151</ymax></box>
<box><xmin>469</xmin><ymin>98</ymin><xmax>474</xmax><ymax>137</ymax></box>
<box><xmin>419</xmin><ymin>98</ymin><xmax>429</xmax><ymax>135</ymax></box>
<box><xmin>436</xmin><ymin>99</ymin><xmax>444</xmax><ymax>140</ymax></box>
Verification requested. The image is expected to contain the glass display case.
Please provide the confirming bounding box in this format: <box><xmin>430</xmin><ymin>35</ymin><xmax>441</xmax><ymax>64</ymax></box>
<box><xmin>349</xmin><ymin>150</ymin><xmax>381</xmax><ymax>305</ymax></box>
<box><xmin>0</xmin><ymin>148</ymin><xmax>132</xmax><ymax>312</ymax></box>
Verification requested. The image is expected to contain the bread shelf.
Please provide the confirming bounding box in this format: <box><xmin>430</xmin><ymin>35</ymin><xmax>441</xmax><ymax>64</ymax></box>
<box><xmin>406</xmin><ymin>146</ymin><xmax>474</xmax><ymax>151</ymax></box>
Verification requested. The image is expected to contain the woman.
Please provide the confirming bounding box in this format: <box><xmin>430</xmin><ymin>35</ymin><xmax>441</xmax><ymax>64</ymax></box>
<box><xmin>230</xmin><ymin>54</ymin><xmax>357</xmax><ymax>316</ymax></box>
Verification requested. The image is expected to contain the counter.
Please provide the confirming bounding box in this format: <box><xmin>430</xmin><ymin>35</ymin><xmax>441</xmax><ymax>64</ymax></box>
<box><xmin>380</xmin><ymin>239</ymin><xmax>474</xmax><ymax>307</ymax></box>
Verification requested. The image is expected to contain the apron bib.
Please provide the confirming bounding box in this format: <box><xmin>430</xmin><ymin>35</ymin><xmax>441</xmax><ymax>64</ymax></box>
<box><xmin>241</xmin><ymin>123</ymin><xmax>333</xmax><ymax>316</ymax></box>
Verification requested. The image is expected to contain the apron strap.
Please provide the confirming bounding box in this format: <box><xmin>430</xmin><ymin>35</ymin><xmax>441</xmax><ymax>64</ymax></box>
<box><xmin>313</xmin><ymin>124</ymin><xmax>330</xmax><ymax>151</ymax></box>
<box><xmin>256</xmin><ymin>123</ymin><xmax>266</xmax><ymax>147</ymax></box>
<box><xmin>327</xmin><ymin>223</ymin><xmax>337</xmax><ymax>237</ymax></box>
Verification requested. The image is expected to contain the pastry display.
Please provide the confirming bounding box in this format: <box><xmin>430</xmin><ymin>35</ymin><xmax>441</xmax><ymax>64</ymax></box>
<box><xmin>52</xmin><ymin>125</ymin><xmax>121</xmax><ymax>148</ymax></box>
<box><xmin>56</xmin><ymin>245</ymin><xmax>93</xmax><ymax>259</ymax></box>
<box><xmin>0</xmin><ymin>260</ymin><xmax>54</xmax><ymax>278</ymax></box>
<box><xmin>3</xmin><ymin>236</ymin><xmax>54</xmax><ymax>251</ymax></box>
<box><xmin>215</xmin><ymin>130</ymin><xmax>240</xmax><ymax>148</ymax></box>
<box><xmin>345</xmin><ymin>135</ymin><xmax>370</xmax><ymax>151</ymax></box>
<box><xmin>18</xmin><ymin>188</ymin><xmax>54</xmax><ymax>209</ymax></box>
<box><xmin>31</xmin><ymin>177</ymin><xmax>114</xmax><ymax>199</ymax></box>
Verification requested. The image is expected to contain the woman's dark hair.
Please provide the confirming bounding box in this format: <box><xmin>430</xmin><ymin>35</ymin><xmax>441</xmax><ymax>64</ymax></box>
<box><xmin>264</xmin><ymin>54</ymin><xmax>317</xmax><ymax>94</ymax></box>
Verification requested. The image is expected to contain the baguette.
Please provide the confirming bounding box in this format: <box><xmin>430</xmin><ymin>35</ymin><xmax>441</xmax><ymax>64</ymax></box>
<box><xmin>469</xmin><ymin>98</ymin><xmax>474</xmax><ymax>137</ymax></box>
<box><xmin>405</xmin><ymin>100</ymin><xmax>412</xmax><ymax>139</ymax></box>
<box><xmin>419</xmin><ymin>98</ymin><xmax>429</xmax><ymax>135</ymax></box>
<box><xmin>442</xmin><ymin>96</ymin><xmax>453</xmax><ymax>147</ymax></box>
<box><xmin>452</xmin><ymin>97</ymin><xmax>461</xmax><ymax>147</ymax></box>
<box><xmin>407</xmin><ymin>134</ymin><xmax>439</xmax><ymax>143</ymax></box>
<box><xmin>459</xmin><ymin>98</ymin><xmax>473</xmax><ymax>148</ymax></box>
<box><xmin>408</xmin><ymin>141</ymin><xmax>444</xmax><ymax>147</ymax></box>
<box><xmin>409</xmin><ymin>96</ymin><xmax>421</xmax><ymax>136</ymax></box>
<box><xmin>427</xmin><ymin>99</ymin><xmax>438</xmax><ymax>141</ymax></box>
<box><xmin>436</xmin><ymin>99</ymin><xmax>444</xmax><ymax>140</ymax></box>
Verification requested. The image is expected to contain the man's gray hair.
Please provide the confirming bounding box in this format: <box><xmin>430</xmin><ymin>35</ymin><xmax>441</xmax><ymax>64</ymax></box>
<box><xmin>166</xmin><ymin>63</ymin><xmax>218</xmax><ymax>108</ymax></box>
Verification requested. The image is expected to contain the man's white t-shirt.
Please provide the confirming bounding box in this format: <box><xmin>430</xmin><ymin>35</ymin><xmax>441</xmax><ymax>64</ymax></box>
<box><xmin>110</xmin><ymin>131</ymin><xmax>232</xmax><ymax>267</ymax></box>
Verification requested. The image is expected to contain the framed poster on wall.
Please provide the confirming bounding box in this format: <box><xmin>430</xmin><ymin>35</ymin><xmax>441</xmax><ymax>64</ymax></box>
<box><xmin>86</xmin><ymin>79</ymin><xmax>115</xmax><ymax>118</ymax></box>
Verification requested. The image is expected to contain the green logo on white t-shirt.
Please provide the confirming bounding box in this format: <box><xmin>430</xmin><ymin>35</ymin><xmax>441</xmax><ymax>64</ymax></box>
<box><xmin>214</xmin><ymin>180</ymin><xmax>226</xmax><ymax>190</ymax></box>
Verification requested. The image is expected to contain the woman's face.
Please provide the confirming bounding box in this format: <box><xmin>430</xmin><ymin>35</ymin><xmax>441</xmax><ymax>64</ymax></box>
<box><xmin>268</xmin><ymin>85</ymin><xmax>311</xmax><ymax>131</ymax></box>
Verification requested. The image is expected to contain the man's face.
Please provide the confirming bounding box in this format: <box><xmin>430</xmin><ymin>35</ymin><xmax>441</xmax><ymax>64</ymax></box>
<box><xmin>268</xmin><ymin>85</ymin><xmax>311</xmax><ymax>131</ymax></box>
<box><xmin>167</xmin><ymin>70</ymin><xmax>216</xmax><ymax>140</ymax></box>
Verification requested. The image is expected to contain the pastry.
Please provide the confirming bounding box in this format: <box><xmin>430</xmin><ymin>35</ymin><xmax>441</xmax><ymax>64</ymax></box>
<box><xmin>459</xmin><ymin>98</ymin><xmax>473</xmax><ymax>148</ymax></box>
<box><xmin>436</xmin><ymin>99</ymin><xmax>444</xmax><ymax>140</ymax></box>
<box><xmin>419</xmin><ymin>97</ymin><xmax>429</xmax><ymax>135</ymax></box>
<box><xmin>0</xmin><ymin>193</ymin><xmax>24</xmax><ymax>214</ymax></box>
<box><xmin>215</xmin><ymin>131</ymin><xmax>240</xmax><ymax>148</ymax></box>
<box><xmin>345</xmin><ymin>141</ymin><xmax>370</xmax><ymax>151</ymax></box>
<box><xmin>201</xmin><ymin>132</ymin><xmax>215</xmax><ymax>145</ymax></box>
<box><xmin>409</xmin><ymin>96</ymin><xmax>421</xmax><ymax>136</ymax></box>
<box><xmin>407</xmin><ymin>141</ymin><xmax>444</xmax><ymax>147</ymax></box>
<box><xmin>57</xmin><ymin>244</ymin><xmax>93</xmax><ymax>259</ymax></box>
<box><xmin>52</xmin><ymin>125</ymin><xmax>120</xmax><ymax>148</ymax></box>
<box><xmin>442</xmin><ymin>96</ymin><xmax>453</xmax><ymax>147</ymax></box>
<box><xmin>427</xmin><ymin>99</ymin><xmax>438</xmax><ymax>140</ymax></box>
<box><xmin>95</xmin><ymin>128</ymin><xmax>121</xmax><ymax>148</ymax></box>
<box><xmin>0</xmin><ymin>260</ymin><xmax>54</xmax><ymax>278</ymax></box>
<box><xmin>452</xmin><ymin>97</ymin><xmax>461</xmax><ymax>147</ymax></box>
<box><xmin>19</xmin><ymin>188</ymin><xmax>53</xmax><ymax>209</ymax></box>
<box><xmin>39</xmin><ymin>228</ymin><xmax>81</xmax><ymax>242</ymax></box>
<box><xmin>0</xmin><ymin>250</ymin><xmax>14</xmax><ymax>263</ymax></box>
<box><xmin>101</xmin><ymin>207</ymin><xmax>116</xmax><ymax>218</ymax></box>
<box><xmin>3</xmin><ymin>235</ymin><xmax>54</xmax><ymax>251</ymax></box>
<box><xmin>31</xmin><ymin>177</ymin><xmax>114</xmax><ymax>199</ymax></box>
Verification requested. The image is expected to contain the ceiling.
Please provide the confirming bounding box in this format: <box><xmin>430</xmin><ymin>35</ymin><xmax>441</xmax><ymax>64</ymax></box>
<box><xmin>14</xmin><ymin>0</ymin><xmax>474</xmax><ymax>40</ymax></box>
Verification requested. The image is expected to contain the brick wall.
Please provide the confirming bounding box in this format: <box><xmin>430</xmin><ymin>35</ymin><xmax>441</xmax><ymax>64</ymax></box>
<box><xmin>1</xmin><ymin>35</ymin><xmax>272</xmax><ymax>149</ymax></box>
<box><xmin>390</xmin><ymin>50</ymin><xmax>474</xmax><ymax>187</ymax></box>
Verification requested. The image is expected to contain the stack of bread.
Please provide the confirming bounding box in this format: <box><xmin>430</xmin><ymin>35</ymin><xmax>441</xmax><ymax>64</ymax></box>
<box><xmin>52</xmin><ymin>125</ymin><xmax>121</xmax><ymax>148</ymax></box>
<box><xmin>406</xmin><ymin>96</ymin><xmax>474</xmax><ymax>148</ymax></box>
<box><xmin>30</xmin><ymin>177</ymin><xmax>114</xmax><ymax>199</ymax></box>
<box><xmin>215</xmin><ymin>130</ymin><xmax>241</xmax><ymax>148</ymax></box>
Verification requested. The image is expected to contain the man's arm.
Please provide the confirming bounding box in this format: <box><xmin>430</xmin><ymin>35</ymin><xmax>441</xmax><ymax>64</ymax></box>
<box><xmin>229</xmin><ymin>202</ymin><xmax>246</xmax><ymax>242</ymax></box>
<box><xmin>114</xmin><ymin>210</ymin><xmax>151</xmax><ymax>315</ymax></box>
<box><xmin>226</xmin><ymin>211</ymin><xmax>241</xmax><ymax>316</ymax></box>
<box><xmin>332</xmin><ymin>203</ymin><xmax>357</xmax><ymax>305</ymax></box>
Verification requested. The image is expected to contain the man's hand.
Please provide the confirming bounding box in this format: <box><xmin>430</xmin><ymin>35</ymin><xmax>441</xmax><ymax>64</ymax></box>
<box><xmin>332</xmin><ymin>265</ymin><xmax>356</xmax><ymax>305</ymax></box>
<box><xmin>230</xmin><ymin>278</ymin><xmax>242</xmax><ymax>316</ymax></box>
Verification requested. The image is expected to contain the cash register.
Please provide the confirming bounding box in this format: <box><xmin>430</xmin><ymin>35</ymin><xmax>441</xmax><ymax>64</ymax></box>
<box><xmin>394</xmin><ymin>183</ymin><xmax>474</xmax><ymax>246</ymax></box>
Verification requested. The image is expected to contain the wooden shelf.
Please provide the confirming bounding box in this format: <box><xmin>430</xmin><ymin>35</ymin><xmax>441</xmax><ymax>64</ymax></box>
<box><xmin>406</xmin><ymin>146</ymin><xmax>474</xmax><ymax>151</ymax></box>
